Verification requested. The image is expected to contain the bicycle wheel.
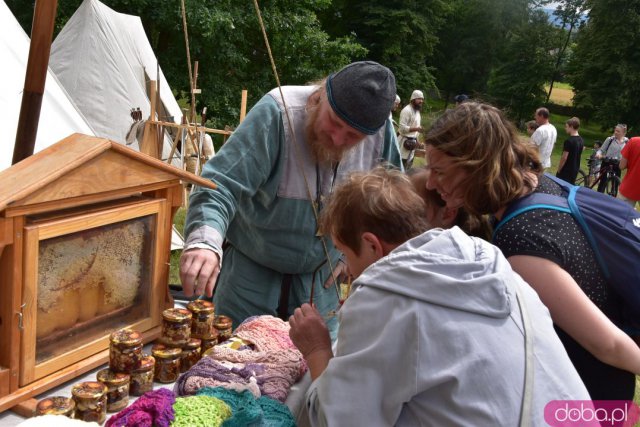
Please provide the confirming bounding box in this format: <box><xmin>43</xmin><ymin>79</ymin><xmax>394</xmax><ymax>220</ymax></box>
<box><xmin>605</xmin><ymin>175</ymin><xmax>621</xmax><ymax>197</ymax></box>
<box><xmin>575</xmin><ymin>169</ymin><xmax>589</xmax><ymax>187</ymax></box>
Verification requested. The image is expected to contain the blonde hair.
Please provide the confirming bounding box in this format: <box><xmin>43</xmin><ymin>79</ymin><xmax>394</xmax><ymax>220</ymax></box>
<box><xmin>425</xmin><ymin>102</ymin><xmax>543</xmax><ymax>215</ymax></box>
<box><xmin>319</xmin><ymin>167</ymin><xmax>429</xmax><ymax>254</ymax></box>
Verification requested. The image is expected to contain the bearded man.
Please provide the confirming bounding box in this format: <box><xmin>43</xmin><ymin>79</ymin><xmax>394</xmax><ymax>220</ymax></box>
<box><xmin>398</xmin><ymin>90</ymin><xmax>425</xmax><ymax>169</ymax></box>
<box><xmin>180</xmin><ymin>61</ymin><xmax>401</xmax><ymax>336</ymax></box>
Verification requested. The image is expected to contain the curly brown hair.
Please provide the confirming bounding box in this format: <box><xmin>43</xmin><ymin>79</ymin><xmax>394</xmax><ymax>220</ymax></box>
<box><xmin>319</xmin><ymin>167</ymin><xmax>429</xmax><ymax>254</ymax></box>
<box><xmin>424</xmin><ymin>102</ymin><xmax>543</xmax><ymax>215</ymax></box>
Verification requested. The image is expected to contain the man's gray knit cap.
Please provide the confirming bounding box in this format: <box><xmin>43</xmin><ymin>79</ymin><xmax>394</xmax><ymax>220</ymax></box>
<box><xmin>326</xmin><ymin>61</ymin><xmax>396</xmax><ymax>135</ymax></box>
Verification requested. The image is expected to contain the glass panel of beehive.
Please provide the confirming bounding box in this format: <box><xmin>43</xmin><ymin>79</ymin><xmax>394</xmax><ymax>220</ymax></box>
<box><xmin>35</xmin><ymin>215</ymin><xmax>155</xmax><ymax>364</ymax></box>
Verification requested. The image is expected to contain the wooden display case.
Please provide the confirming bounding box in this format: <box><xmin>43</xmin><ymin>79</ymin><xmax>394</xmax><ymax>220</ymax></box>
<box><xmin>0</xmin><ymin>134</ymin><xmax>215</xmax><ymax>412</ymax></box>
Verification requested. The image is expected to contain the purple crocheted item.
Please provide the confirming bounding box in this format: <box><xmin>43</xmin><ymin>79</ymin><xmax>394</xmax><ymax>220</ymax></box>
<box><xmin>105</xmin><ymin>388</ymin><xmax>175</xmax><ymax>427</ymax></box>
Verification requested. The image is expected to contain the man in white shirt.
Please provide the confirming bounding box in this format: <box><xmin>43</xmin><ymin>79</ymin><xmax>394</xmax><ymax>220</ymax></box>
<box><xmin>531</xmin><ymin>107</ymin><xmax>557</xmax><ymax>169</ymax></box>
<box><xmin>398</xmin><ymin>90</ymin><xmax>424</xmax><ymax>169</ymax></box>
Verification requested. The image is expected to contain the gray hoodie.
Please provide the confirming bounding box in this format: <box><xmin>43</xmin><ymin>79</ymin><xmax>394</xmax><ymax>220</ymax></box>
<box><xmin>306</xmin><ymin>227</ymin><xmax>590</xmax><ymax>426</ymax></box>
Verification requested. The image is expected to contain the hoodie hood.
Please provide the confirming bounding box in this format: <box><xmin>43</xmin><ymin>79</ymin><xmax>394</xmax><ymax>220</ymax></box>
<box><xmin>354</xmin><ymin>227</ymin><xmax>515</xmax><ymax>319</ymax></box>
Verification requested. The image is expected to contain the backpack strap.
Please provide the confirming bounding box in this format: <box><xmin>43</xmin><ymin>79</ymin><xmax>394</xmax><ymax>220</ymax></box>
<box><xmin>493</xmin><ymin>173</ymin><xmax>611</xmax><ymax>279</ymax></box>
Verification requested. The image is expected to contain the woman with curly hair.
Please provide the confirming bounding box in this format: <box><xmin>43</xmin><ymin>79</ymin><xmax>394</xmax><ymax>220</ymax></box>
<box><xmin>423</xmin><ymin>101</ymin><xmax>640</xmax><ymax>400</ymax></box>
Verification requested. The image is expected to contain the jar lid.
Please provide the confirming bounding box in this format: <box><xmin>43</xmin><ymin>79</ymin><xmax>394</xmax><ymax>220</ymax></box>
<box><xmin>187</xmin><ymin>300</ymin><xmax>215</xmax><ymax>314</ymax></box>
<box><xmin>110</xmin><ymin>328</ymin><xmax>142</xmax><ymax>346</ymax></box>
<box><xmin>133</xmin><ymin>354</ymin><xmax>155</xmax><ymax>372</ymax></box>
<box><xmin>97</xmin><ymin>368</ymin><xmax>130</xmax><ymax>385</ymax></box>
<box><xmin>152</xmin><ymin>343</ymin><xmax>182</xmax><ymax>359</ymax></box>
<box><xmin>71</xmin><ymin>381</ymin><xmax>108</xmax><ymax>399</ymax></box>
<box><xmin>184</xmin><ymin>338</ymin><xmax>202</xmax><ymax>349</ymax></box>
<box><xmin>36</xmin><ymin>396</ymin><xmax>75</xmax><ymax>415</ymax></box>
<box><xmin>162</xmin><ymin>308</ymin><xmax>192</xmax><ymax>323</ymax></box>
<box><xmin>214</xmin><ymin>315</ymin><xmax>232</xmax><ymax>329</ymax></box>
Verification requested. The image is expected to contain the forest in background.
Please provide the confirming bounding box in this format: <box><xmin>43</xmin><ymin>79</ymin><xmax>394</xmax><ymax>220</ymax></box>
<box><xmin>7</xmin><ymin>0</ymin><xmax>640</xmax><ymax>137</ymax></box>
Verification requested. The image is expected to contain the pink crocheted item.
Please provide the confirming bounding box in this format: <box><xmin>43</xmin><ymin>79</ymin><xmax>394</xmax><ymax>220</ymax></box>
<box><xmin>105</xmin><ymin>388</ymin><xmax>175</xmax><ymax>427</ymax></box>
<box><xmin>175</xmin><ymin>315</ymin><xmax>307</xmax><ymax>402</ymax></box>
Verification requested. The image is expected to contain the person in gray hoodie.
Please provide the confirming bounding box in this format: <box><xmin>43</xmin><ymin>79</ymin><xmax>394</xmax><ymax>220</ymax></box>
<box><xmin>289</xmin><ymin>167</ymin><xmax>590</xmax><ymax>427</ymax></box>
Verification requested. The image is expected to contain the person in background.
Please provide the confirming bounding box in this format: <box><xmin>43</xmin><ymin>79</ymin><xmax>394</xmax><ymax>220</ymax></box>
<box><xmin>619</xmin><ymin>136</ymin><xmax>640</xmax><ymax>209</ymax></box>
<box><xmin>398</xmin><ymin>90</ymin><xmax>424</xmax><ymax>169</ymax></box>
<box><xmin>596</xmin><ymin>124</ymin><xmax>628</xmax><ymax>193</ymax></box>
<box><xmin>454</xmin><ymin>93</ymin><xmax>469</xmax><ymax>106</ymax></box>
<box><xmin>526</xmin><ymin>120</ymin><xmax>539</xmax><ymax>136</ymax></box>
<box><xmin>289</xmin><ymin>167</ymin><xmax>589</xmax><ymax>426</ymax></box>
<box><xmin>391</xmin><ymin>94</ymin><xmax>401</xmax><ymax>133</ymax></box>
<box><xmin>424</xmin><ymin>101</ymin><xmax>640</xmax><ymax>400</ymax></box>
<box><xmin>531</xmin><ymin>107</ymin><xmax>557</xmax><ymax>169</ymax></box>
<box><xmin>556</xmin><ymin>117</ymin><xmax>584</xmax><ymax>185</ymax></box>
<box><xmin>180</xmin><ymin>61</ymin><xmax>401</xmax><ymax>338</ymax></box>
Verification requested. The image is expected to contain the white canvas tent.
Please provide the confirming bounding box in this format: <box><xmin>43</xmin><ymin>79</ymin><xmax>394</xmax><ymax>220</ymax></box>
<box><xmin>49</xmin><ymin>0</ymin><xmax>183</xmax><ymax>167</ymax></box>
<box><xmin>0</xmin><ymin>0</ymin><xmax>94</xmax><ymax>171</ymax></box>
<box><xmin>1</xmin><ymin>0</ymin><xmax>184</xmax><ymax>250</ymax></box>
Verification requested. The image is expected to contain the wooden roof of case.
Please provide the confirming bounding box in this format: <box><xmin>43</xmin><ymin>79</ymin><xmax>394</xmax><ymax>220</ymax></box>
<box><xmin>0</xmin><ymin>133</ymin><xmax>216</xmax><ymax>213</ymax></box>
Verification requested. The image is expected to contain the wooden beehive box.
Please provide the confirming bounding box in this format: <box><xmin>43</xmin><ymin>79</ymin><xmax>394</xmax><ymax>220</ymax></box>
<box><xmin>0</xmin><ymin>133</ymin><xmax>215</xmax><ymax>412</ymax></box>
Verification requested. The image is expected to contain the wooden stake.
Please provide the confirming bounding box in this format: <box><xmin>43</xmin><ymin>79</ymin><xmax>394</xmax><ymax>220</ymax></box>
<box><xmin>140</xmin><ymin>80</ymin><xmax>160</xmax><ymax>159</ymax></box>
<box><xmin>240</xmin><ymin>90</ymin><xmax>248</xmax><ymax>123</ymax></box>
<box><xmin>12</xmin><ymin>0</ymin><xmax>59</xmax><ymax>165</ymax></box>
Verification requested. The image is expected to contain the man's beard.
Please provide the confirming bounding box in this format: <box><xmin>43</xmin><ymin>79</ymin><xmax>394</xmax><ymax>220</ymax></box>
<box><xmin>305</xmin><ymin>104</ymin><xmax>355</xmax><ymax>163</ymax></box>
<box><xmin>412</xmin><ymin>101</ymin><xmax>422</xmax><ymax>111</ymax></box>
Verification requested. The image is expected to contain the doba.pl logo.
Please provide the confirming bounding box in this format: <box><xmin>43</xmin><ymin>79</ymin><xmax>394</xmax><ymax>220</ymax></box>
<box><xmin>544</xmin><ymin>400</ymin><xmax>640</xmax><ymax>427</ymax></box>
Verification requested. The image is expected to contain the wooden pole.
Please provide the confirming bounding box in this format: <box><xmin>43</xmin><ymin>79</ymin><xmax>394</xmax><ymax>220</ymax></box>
<box><xmin>12</xmin><ymin>0</ymin><xmax>59</xmax><ymax>165</ymax></box>
<box><xmin>240</xmin><ymin>90</ymin><xmax>248</xmax><ymax>123</ymax></box>
<box><xmin>140</xmin><ymin>80</ymin><xmax>160</xmax><ymax>159</ymax></box>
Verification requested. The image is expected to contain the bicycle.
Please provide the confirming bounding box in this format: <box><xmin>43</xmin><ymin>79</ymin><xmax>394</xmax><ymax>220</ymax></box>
<box><xmin>575</xmin><ymin>157</ymin><xmax>621</xmax><ymax>197</ymax></box>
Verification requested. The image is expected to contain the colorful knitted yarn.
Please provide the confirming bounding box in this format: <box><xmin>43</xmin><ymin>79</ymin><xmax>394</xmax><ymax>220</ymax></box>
<box><xmin>196</xmin><ymin>387</ymin><xmax>295</xmax><ymax>427</ymax></box>
<box><xmin>175</xmin><ymin>316</ymin><xmax>307</xmax><ymax>402</ymax></box>
<box><xmin>171</xmin><ymin>395</ymin><xmax>231</xmax><ymax>427</ymax></box>
<box><xmin>105</xmin><ymin>388</ymin><xmax>175</xmax><ymax>427</ymax></box>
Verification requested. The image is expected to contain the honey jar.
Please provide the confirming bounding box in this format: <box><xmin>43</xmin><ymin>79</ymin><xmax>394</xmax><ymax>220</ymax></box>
<box><xmin>161</xmin><ymin>308</ymin><xmax>192</xmax><ymax>346</ymax></box>
<box><xmin>96</xmin><ymin>368</ymin><xmax>130</xmax><ymax>412</ymax></box>
<box><xmin>213</xmin><ymin>315</ymin><xmax>233</xmax><ymax>343</ymax></box>
<box><xmin>187</xmin><ymin>300</ymin><xmax>215</xmax><ymax>339</ymax></box>
<box><xmin>71</xmin><ymin>381</ymin><xmax>108</xmax><ymax>424</ymax></box>
<box><xmin>109</xmin><ymin>328</ymin><xmax>143</xmax><ymax>373</ymax></box>
<box><xmin>180</xmin><ymin>338</ymin><xmax>202</xmax><ymax>372</ymax></box>
<box><xmin>152</xmin><ymin>343</ymin><xmax>182</xmax><ymax>383</ymax></box>
<box><xmin>130</xmin><ymin>354</ymin><xmax>155</xmax><ymax>396</ymax></box>
<box><xmin>200</xmin><ymin>332</ymin><xmax>218</xmax><ymax>357</ymax></box>
<box><xmin>35</xmin><ymin>396</ymin><xmax>75</xmax><ymax>417</ymax></box>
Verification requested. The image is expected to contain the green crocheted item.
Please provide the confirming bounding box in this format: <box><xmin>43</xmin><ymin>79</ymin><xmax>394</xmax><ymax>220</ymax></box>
<box><xmin>171</xmin><ymin>395</ymin><xmax>232</xmax><ymax>427</ymax></box>
<box><xmin>196</xmin><ymin>386</ymin><xmax>295</xmax><ymax>427</ymax></box>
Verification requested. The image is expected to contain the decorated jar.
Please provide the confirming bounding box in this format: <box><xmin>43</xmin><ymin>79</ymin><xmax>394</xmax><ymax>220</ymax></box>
<box><xmin>200</xmin><ymin>331</ymin><xmax>218</xmax><ymax>357</ymax></box>
<box><xmin>161</xmin><ymin>308</ymin><xmax>192</xmax><ymax>347</ymax></box>
<box><xmin>96</xmin><ymin>368</ymin><xmax>130</xmax><ymax>412</ymax></box>
<box><xmin>35</xmin><ymin>396</ymin><xmax>75</xmax><ymax>417</ymax></box>
<box><xmin>213</xmin><ymin>315</ymin><xmax>233</xmax><ymax>343</ymax></box>
<box><xmin>187</xmin><ymin>300</ymin><xmax>215</xmax><ymax>339</ymax></box>
<box><xmin>130</xmin><ymin>354</ymin><xmax>155</xmax><ymax>396</ymax></box>
<box><xmin>152</xmin><ymin>343</ymin><xmax>182</xmax><ymax>383</ymax></box>
<box><xmin>71</xmin><ymin>381</ymin><xmax>108</xmax><ymax>424</ymax></box>
<box><xmin>180</xmin><ymin>338</ymin><xmax>202</xmax><ymax>372</ymax></box>
<box><xmin>109</xmin><ymin>328</ymin><xmax>143</xmax><ymax>373</ymax></box>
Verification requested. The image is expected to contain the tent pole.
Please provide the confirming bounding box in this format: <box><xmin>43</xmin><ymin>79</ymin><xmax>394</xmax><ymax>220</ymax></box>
<box><xmin>12</xmin><ymin>0</ymin><xmax>59</xmax><ymax>165</ymax></box>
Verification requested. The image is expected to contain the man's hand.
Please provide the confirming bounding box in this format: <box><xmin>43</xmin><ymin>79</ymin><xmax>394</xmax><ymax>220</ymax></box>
<box><xmin>179</xmin><ymin>248</ymin><xmax>221</xmax><ymax>298</ymax></box>
<box><xmin>289</xmin><ymin>304</ymin><xmax>333</xmax><ymax>379</ymax></box>
<box><xmin>323</xmin><ymin>260</ymin><xmax>349</xmax><ymax>289</ymax></box>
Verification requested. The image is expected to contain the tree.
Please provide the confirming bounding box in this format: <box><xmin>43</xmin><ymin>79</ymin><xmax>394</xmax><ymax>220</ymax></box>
<box><xmin>567</xmin><ymin>0</ymin><xmax>640</xmax><ymax>131</ymax></box>
<box><xmin>540</xmin><ymin>0</ymin><xmax>587</xmax><ymax>103</ymax></box>
<box><xmin>432</xmin><ymin>0</ymin><xmax>533</xmax><ymax>105</ymax></box>
<box><xmin>486</xmin><ymin>9</ymin><xmax>559</xmax><ymax>122</ymax></box>
<box><xmin>6</xmin><ymin>0</ymin><xmax>366</xmax><ymax>133</ymax></box>
<box><xmin>318</xmin><ymin>0</ymin><xmax>450</xmax><ymax>102</ymax></box>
